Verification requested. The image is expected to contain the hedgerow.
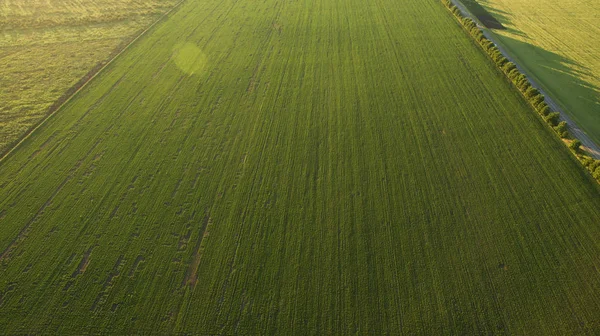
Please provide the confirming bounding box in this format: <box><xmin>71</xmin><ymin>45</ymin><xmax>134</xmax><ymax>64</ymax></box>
<box><xmin>442</xmin><ymin>0</ymin><xmax>600</xmax><ymax>184</ymax></box>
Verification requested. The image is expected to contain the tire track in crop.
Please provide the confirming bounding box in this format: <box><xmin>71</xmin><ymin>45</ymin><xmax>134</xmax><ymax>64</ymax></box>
<box><xmin>0</xmin><ymin>136</ymin><xmax>104</xmax><ymax>264</ymax></box>
<box><xmin>128</xmin><ymin>255</ymin><xmax>145</xmax><ymax>277</ymax></box>
<box><xmin>183</xmin><ymin>213</ymin><xmax>213</xmax><ymax>287</ymax></box>
<box><xmin>90</xmin><ymin>255</ymin><xmax>125</xmax><ymax>311</ymax></box>
<box><xmin>176</xmin><ymin>0</ymin><xmax>273</xmax><ymax>292</ymax></box>
<box><xmin>63</xmin><ymin>245</ymin><xmax>96</xmax><ymax>291</ymax></box>
<box><xmin>194</xmin><ymin>0</ymin><xmax>288</xmax><ymax>319</ymax></box>
<box><xmin>65</xmin><ymin>66</ymin><xmax>192</xmax><ymax>242</ymax></box>
<box><xmin>1</xmin><ymin>70</ymin><xmax>155</xmax><ymax>260</ymax></box>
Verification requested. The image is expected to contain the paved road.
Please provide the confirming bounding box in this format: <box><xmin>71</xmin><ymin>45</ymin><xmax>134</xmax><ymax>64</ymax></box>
<box><xmin>449</xmin><ymin>0</ymin><xmax>600</xmax><ymax>159</ymax></box>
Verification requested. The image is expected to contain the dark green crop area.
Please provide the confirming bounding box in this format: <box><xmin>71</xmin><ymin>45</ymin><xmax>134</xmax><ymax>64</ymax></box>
<box><xmin>1</xmin><ymin>0</ymin><xmax>600</xmax><ymax>334</ymax></box>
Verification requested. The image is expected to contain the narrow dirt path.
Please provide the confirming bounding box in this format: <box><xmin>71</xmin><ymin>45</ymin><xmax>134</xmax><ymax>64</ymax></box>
<box><xmin>450</xmin><ymin>0</ymin><xmax>600</xmax><ymax>159</ymax></box>
<box><xmin>0</xmin><ymin>0</ymin><xmax>188</xmax><ymax>164</ymax></box>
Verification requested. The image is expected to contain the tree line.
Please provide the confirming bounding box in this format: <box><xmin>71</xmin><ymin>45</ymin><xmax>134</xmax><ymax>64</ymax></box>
<box><xmin>442</xmin><ymin>0</ymin><xmax>600</xmax><ymax>184</ymax></box>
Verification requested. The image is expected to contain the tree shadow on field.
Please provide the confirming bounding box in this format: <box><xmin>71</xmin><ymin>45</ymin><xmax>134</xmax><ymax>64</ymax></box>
<box><xmin>459</xmin><ymin>0</ymin><xmax>506</xmax><ymax>30</ymax></box>
<box><xmin>461</xmin><ymin>0</ymin><xmax>528</xmax><ymax>38</ymax></box>
<box><xmin>495</xmin><ymin>34</ymin><xmax>600</xmax><ymax>141</ymax></box>
<box><xmin>461</xmin><ymin>0</ymin><xmax>600</xmax><ymax>142</ymax></box>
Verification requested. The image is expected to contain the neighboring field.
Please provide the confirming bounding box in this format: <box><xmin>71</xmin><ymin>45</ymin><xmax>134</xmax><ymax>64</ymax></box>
<box><xmin>1</xmin><ymin>0</ymin><xmax>600</xmax><ymax>334</ymax></box>
<box><xmin>468</xmin><ymin>0</ymin><xmax>600</xmax><ymax>144</ymax></box>
<box><xmin>0</xmin><ymin>0</ymin><xmax>179</xmax><ymax>155</ymax></box>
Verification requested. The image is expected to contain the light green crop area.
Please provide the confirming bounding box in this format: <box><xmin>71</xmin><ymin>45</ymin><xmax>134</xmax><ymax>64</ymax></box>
<box><xmin>0</xmin><ymin>0</ymin><xmax>179</xmax><ymax>155</ymax></box>
<box><xmin>0</xmin><ymin>0</ymin><xmax>599</xmax><ymax>334</ymax></box>
<box><xmin>476</xmin><ymin>0</ymin><xmax>600</xmax><ymax>144</ymax></box>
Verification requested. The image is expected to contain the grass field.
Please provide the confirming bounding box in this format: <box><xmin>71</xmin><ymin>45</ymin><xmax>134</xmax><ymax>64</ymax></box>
<box><xmin>1</xmin><ymin>0</ymin><xmax>600</xmax><ymax>334</ymax></box>
<box><xmin>470</xmin><ymin>0</ymin><xmax>600</xmax><ymax>144</ymax></box>
<box><xmin>0</xmin><ymin>0</ymin><xmax>179</xmax><ymax>155</ymax></box>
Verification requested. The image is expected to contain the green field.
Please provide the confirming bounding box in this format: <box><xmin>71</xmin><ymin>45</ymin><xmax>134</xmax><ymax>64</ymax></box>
<box><xmin>1</xmin><ymin>0</ymin><xmax>600</xmax><ymax>334</ymax></box>
<box><xmin>471</xmin><ymin>0</ymin><xmax>600</xmax><ymax>144</ymax></box>
<box><xmin>0</xmin><ymin>0</ymin><xmax>178</xmax><ymax>155</ymax></box>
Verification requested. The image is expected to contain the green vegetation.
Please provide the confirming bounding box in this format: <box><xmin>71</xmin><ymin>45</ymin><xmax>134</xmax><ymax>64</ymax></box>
<box><xmin>1</xmin><ymin>0</ymin><xmax>600</xmax><ymax>334</ymax></box>
<box><xmin>444</xmin><ymin>2</ymin><xmax>573</xmax><ymax>141</ymax></box>
<box><xmin>469</xmin><ymin>0</ymin><xmax>600</xmax><ymax>144</ymax></box>
<box><xmin>444</xmin><ymin>0</ymin><xmax>600</xmax><ymax>188</ymax></box>
<box><xmin>0</xmin><ymin>0</ymin><xmax>179</xmax><ymax>155</ymax></box>
<box><xmin>570</xmin><ymin>139</ymin><xmax>582</xmax><ymax>152</ymax></box>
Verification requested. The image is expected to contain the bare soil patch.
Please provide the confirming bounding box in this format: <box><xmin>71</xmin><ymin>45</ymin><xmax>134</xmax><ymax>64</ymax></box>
<box><xmin>183</xmin><ymin>213</ymin><xmax>213</xmax><ymax>287</ymax></box>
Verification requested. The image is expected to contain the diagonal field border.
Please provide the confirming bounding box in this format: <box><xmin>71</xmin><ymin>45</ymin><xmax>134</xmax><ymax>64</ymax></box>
<box><xmin>450</xmin><ymin>0</ymin><xmax>600</xmax><ymax>160</ymax></box>
<box><xmin>0</xmin><ymin>0</ymin><xmax>189</xmax><ymax>164</ymax></box>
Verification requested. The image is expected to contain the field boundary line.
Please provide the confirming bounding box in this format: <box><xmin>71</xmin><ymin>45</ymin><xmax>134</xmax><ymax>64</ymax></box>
<box><xmin>448</xmin><ymin>0</ymin><xmax>600</xmax><ymax>160</ymax></box>
<box><xmin>0</xmin><ymin>0</ymin><xmax>188</xmax><ymax>165</ymax></box>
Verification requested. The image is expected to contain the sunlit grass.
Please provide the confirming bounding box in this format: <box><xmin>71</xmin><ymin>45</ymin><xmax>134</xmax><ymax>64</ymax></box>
<box><xmin>0</xmin><ymin>0</ymin><xmax>599</xmax><ymax>334</ymax></box>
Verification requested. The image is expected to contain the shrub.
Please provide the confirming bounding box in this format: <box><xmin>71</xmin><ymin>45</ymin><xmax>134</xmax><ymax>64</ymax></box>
<box><xmin>524</xmin><ymin>87</ymin><xmax>540</xmax><ymax>99</ymax></box>
<box><xmin>516</xmin><ymin>78</ymin><xmax>530</xmax><ymax>91</ymax></box>
<box><xmin>514</xmin><ymin>74</ymin><xmax>527</xmax><ymax>85</ymax></box>
<box><xmin>535</xmin><ymin>100</ymin><xmax>547</xmax><ymax>111</ymax></box>
<box><xmin>463</xmin><ymin>18</ymin><xmax>476</xmax><ymax>29</ymax></box>
<box><xmin>569</xmin><ymin>139</ymin><xmax>582</xmax><ymax>152</ymax></box>
<box><xmin>554</xmin><ymin>121</ymin><xmax>567</xmax><ymax>133</ymax></box>
<box><xmin>508</xmin><ymin>69</ymin><xmax>520</xmax><ymax>79</ymax></box>
<box><xmin>529</xmin><ymin>94</ymin><xmax>544</xmax><ymax>107</ymax></box>
<box><xmin>553</xmin><ymin>122</ymin><xmax>570</xmax><ymax>138</ymax></box>
<box><xmin>589</xmin><ymin>160</ymin><xmax>600</xmax><ymax>172</ymax></box>
<box><xmin>580</xmin><ymin>156</ymin><xmax>594</xmax><ymax>167</ymax></box>
<box><xmin>538</xmin><ymin>105</ymin><xmax>551</xmax><ymax>116</ymax></box>
<box><xmin>495</xmin><ymin>56</ymin><xmax>508</xmax><ymax>67</ymax></box>
<box><xmin>503</xmin><ymin>62</ymin><xmax>516</xmax><ymax>73</ymax></box>
<box><xmin>545</xmin><ymin>112</ymin><xmax>560</xmax><ymax>126</ymax></box>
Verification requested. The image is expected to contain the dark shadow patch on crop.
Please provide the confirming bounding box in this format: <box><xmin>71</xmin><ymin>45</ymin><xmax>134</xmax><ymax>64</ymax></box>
<box><xmin>460</xmin><ymin>0</ymin><xmax>506</xmax><ymax>29</ymax></box>
<box><xmin>468</xmin><ymin>0</ymin><xmax>531</xmax><ymax>38</ymax></box>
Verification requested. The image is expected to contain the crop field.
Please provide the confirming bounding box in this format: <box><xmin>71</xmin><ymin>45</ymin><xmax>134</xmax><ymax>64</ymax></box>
<box><xmin>0</xmin><ymin>0</ymin><xmax>179</xmax><ymax>155</ymax></box>
<box><xmin>467</xmin><ymin>0</ymin><xmax>600</xmax><ymax>144</ymax></box>
<box><xmin>1</xmin><ymin>0</ymin><xmax>600</xmax><ymax>334</ymax></box>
